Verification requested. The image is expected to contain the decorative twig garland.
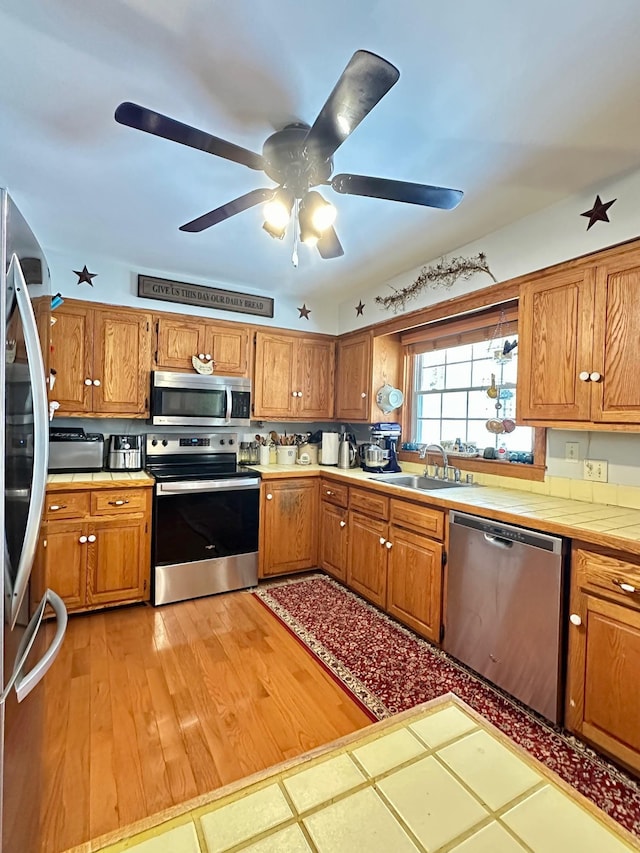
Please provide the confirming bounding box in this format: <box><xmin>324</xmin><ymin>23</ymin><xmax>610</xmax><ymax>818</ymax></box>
<box><xmin>375</xmin><ymin>252</ymin><xmax>497</xmax><ymax>313</ymax></box>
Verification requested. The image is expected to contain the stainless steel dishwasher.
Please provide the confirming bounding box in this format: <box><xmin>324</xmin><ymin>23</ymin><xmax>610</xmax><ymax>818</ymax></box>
<box><xmin>444</xmin><ymin>511</ymin><xmax>567</xmax><ymax>724</ymax></box>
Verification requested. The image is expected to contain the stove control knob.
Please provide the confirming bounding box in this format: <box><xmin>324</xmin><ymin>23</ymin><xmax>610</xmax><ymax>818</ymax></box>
<box><xmin>220</xmin><ymin>439</ymin><xmax>225</xmax><ymax>445</ymax></box>
<box><xmin>151</xmin><ymin>439</ymin><xmax>158</xmax><ymax>446</ymax></box>
<box><xmin>162</xmin><ymin>439</ymin><xmax>168</xmax><ymax>447</ymax></box>
<box><xmin>228</xmin><ymin>439</ymin><xmax>234</xmax><ymax>446</ymax></box>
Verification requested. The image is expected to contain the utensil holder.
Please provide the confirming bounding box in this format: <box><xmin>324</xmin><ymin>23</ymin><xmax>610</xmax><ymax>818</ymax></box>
<box><xmin>276</xmin><ymin>446</ymin><xmax>297</xmax><ymax>465</ymax></box>
<box><xmin>258</xmin><ymin>445</ymin><xmax>271</xmax><ymax>465</ymax></box>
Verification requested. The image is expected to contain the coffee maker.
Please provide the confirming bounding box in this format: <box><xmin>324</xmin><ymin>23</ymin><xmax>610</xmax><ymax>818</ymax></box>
<box><xmin>359</xmin><ymin>422</ymin><xmax>402</xmax><ymax>473</ymax></box>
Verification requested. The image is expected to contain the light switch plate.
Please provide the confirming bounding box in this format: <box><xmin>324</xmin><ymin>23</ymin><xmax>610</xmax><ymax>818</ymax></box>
<box><xmin>565</xmin><ymin>442</ymin><xmax>580</xmax><ymax>462</ymax></box>
<box><xmin>584</xmin><ymin>459</ymin><xmax>608</xmax><ymax>482</ymax></box>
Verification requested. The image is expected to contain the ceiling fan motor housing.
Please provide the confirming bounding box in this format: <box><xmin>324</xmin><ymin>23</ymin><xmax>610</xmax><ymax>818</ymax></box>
<box><xmin>262</xmin><ymin>123</ymin><xmax>333</xmax><ymax>198</ymax></box>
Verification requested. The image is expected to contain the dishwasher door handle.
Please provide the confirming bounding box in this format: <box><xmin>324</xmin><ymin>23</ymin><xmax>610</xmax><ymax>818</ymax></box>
<box><xmin>483</xmin><ymin>533</ymin><xmax>513</xmax><ymax>549</ymax></box>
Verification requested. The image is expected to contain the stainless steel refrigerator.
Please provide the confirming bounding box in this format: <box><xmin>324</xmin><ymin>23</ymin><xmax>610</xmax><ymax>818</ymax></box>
<box><xmin>1</xmin><ymin>189</ymin><xmax>67</xmax><ymax>851</ymax></box>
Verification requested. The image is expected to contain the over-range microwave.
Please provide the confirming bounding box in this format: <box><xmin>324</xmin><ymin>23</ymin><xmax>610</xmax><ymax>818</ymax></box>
<box><xmin>151</xmin><ymin>371</ymin><xmax>251</xmax><ymax>427</ymax></box>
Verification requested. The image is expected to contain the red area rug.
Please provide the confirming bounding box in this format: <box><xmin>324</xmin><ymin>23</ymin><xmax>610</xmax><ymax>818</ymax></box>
<box><xmin>254</xmin><ymin>573</ymin><xmax>640</xmax><ymax>837</ymax></box>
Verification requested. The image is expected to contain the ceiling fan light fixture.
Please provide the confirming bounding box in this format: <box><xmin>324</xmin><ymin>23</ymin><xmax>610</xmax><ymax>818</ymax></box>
<box><xmin>263</xmin><ymin>188</ymin><xmax>293</xmax><ymax>229</ymax></box>
<box><xmin>300</xmin><ymin>190</ymin><xmax>336</xmax><ymax>234</ymax></box>
<box><xmin>262</xmin><ymin>220</ymin><xmax>287</xmax><ymax>240</ymax></box>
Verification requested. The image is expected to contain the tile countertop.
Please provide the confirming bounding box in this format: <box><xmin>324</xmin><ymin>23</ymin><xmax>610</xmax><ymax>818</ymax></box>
<box><xmin>66</xmin><ymin>694</ymin><xmax>639</xmax><ymax>853</ymax></box>
<box><xmin>46</xmin><ymin>471</ymin><xmax>154</xmax><ymax>490</ymax></box>
<box><xmin>254</xmin><ymin>464</ymin><xmax>640</xmax><ymax>556</ymax></box>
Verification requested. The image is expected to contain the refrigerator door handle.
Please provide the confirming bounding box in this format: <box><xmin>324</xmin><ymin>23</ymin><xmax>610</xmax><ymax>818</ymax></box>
<box><xmin>7</xmin><ymin>254</ymin><xmax>49</xmax><ymax>628</ymax></box>
<box><xmin>0</xmin><ymin>590</ymin><xmax>67</xmax><ymax>704</ymax></box>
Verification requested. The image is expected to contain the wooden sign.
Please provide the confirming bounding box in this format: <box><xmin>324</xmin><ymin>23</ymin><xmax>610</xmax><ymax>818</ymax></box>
<box><xmin>137</xmin><ymin>274</ymin><xmax>274</xmax><ymax>318</ymax></box>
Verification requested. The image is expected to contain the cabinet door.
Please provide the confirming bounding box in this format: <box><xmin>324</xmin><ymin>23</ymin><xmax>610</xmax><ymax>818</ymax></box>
<box><xmin>591</xmin><ymin>251</ymin><xmax>640</xmax><ymax>423</ymax></box>
<box><xmin>204</xmin><ymin>324</ymin><xmax>249</xmax><ymax>376</ymax></box>
<box><xmin>347</xmin><ymin>511</ymin><xmax>387</xmax><ymax>607</ymax></box>
<box><xmin>297</xmin><ymin>338</ymin><xmax>335</xmax><ymax>419</ymax></box>
<box><xmin>87</xmin><ymin>519</ymin><xmax>148</xmax><ymax>605</ymax></box>
<box><xmin>253</xmin><ymin>332</ymin><xmax>297</xmax><ymax>419</ymax></box>
<box><xmin>50</xmin><ymin>306</ymin><xmax>93</xmax><ymax>413</ymax></box>
<box><xmin>567</xmin><ymin>590</ymin><xmax>640</xmax><ymax>774</ymax></box>
<box><xmin>386</xmin><ymin>525</ymin><xmax>442</xmax><ymax>642</ymax></box>
<box><xmin>335</xmin><ymin>333</ymin><xmax>372</xmax><ymax>421</ymax></box>
<box><xmin>155</xmin><ymin>316</ymin><xmax>205</xmax><ymax>370</ymax></box>
<box><xmin>36</xmin><ymin>521</ymin><xmax>88</xmax><ymax>611</ymax></box>
<box><xmin>93</xmin><ymin>309</ymin><xmax>152</xmax><ymax>414</ymax></box>
<box><xmin>259</xmin><ymin>480</ymin><xmax>318</xmax><ymax>577</ymax></box>
<box><xmin>517</xmin><ymin>268</ymin><xmax>595</xmax><ymax>421</ymax></box>
<box><xmin>319</xmin><ymin>501</ymin><xmax>348</xmax><ymax>582</ymax></box>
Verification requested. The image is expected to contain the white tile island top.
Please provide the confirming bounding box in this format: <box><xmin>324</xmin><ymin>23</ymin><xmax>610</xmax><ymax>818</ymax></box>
<box><xmin>70</xmin><ymin>695</ymin><xmax>639</xmax><ymax>853</ymax></box>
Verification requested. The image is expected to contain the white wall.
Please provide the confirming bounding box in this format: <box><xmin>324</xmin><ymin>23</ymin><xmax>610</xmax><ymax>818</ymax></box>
<box><xmin>45</xmin><ymin>247</ymin><xmax>337</xmax><ymax>334</ymax></box>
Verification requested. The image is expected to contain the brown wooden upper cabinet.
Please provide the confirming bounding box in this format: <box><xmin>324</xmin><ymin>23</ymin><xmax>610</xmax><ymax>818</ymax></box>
<box><xmin>154</xmin><ymin>314</ymin><xmax>249</xmax><ymax>376</ymax></box>
<box><xmin>51</xmin><ymin>302</ymin><xmax>152</xmax><ymax>417</ymax></box>
<box><xmin>517</xmin><ymin>246</ymin><xmax>640</xmax><ymax>426</ymax></box>
<box><xmin>253</xmin><ymin>331</ymin><xmax>335</xmax><ymax>420</ymax></box>
<box><xmin>335</xmin><ymin>330</ymin><xmax>403</xmax><ymax>422</ymax></box>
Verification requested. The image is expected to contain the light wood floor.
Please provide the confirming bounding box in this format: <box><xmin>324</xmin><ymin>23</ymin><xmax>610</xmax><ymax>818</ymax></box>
<box><xmin>10</xmin><ymin>589</ymin><xmax>371</xmax><ymax>853</ymax></box>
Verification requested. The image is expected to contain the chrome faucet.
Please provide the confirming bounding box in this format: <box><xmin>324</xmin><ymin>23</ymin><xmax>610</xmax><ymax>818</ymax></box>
<box><xmin>418</xmin><ymin>443</ymin><xmax>448</xmax><ymax>478</ymax></box>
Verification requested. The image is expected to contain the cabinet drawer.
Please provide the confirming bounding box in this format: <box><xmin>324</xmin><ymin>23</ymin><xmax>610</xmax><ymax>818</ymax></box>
<box><xmin>45</xmin><ymin>491</ymin><xmax>90</xmax><ymax>519</ymax></box>
<box><xmin>349</xmin><ymin>487</ymin><xmax>389</xmax><ymax>521</ymax></box>
<box><xmin>91</xmin><ymin>489</ymin><xmax>148</xmax><ymax>515</ymax></box>
<box><xmin>320</xmin><ymin>479</ymin><xmax>348</xmax><ymax>508</ymax></box>
<box><xmin>574</xmin><ymin>547</ymin><xmax>640</xmax><ymax>608</ymax></box>
<box><xmin>390</xmin><ymin>499</ymin><xmax>445</xmax><ymax>540</ymax></box>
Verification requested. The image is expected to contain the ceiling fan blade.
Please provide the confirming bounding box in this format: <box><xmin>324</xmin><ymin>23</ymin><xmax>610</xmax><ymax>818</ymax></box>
<box><xmin>304</xmin><ymin>51</ymin><xmax>399</xmax><ymax>162</ymax></box>
<box><xmin>115</xmin><ymin>102</ymin><xmax>265</xmax><ymax>171</ymax></box>
<box><xmin>179</xmin><ymin>188</ymin><xmax>275</xmax><ymax>232</ymax></box>
<box><xmin>331</xmin><ymin>174</ymin><xmax>464</xmax><ymax>210</ymax></box>
<box><xmin>317</xmin><ymin>226</ymin><xmax>344</xmax><ymax>259</ymax></box>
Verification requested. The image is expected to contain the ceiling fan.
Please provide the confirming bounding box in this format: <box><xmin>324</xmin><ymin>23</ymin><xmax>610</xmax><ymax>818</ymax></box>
<box><xmin>115</xmin><ymin>49</ymin><xmax>463</xmax><ymax>260</ymax></box>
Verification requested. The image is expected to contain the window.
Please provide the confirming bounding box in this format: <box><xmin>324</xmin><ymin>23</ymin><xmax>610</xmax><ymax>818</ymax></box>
<box><xmin>413</xmin><ymin>335</ymin><xmax>533</xmax><ymax>458</ymax></box>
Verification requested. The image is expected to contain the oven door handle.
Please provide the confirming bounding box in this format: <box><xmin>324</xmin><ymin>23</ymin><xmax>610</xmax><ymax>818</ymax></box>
<box><xmin>157</xmin><ymin>478</ymin><xmax>261</xmax><ymax>495</ymax></box>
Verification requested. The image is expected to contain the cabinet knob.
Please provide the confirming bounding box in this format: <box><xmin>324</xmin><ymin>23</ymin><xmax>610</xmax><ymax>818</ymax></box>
<box><xmin>292</xmin><ymin>391</ymin><xmax>297</xmax><ymax>397</ymax></box>
<box><xmin>93</xmin><ymin>379</ymin><xmax>101</xmax><ymax>387</ymax></box>
<box><xmin>589</xmin><ymin>371</ymin><xmax>602</xmax><ymax>382</ymax></box>
<box><xmin>615</xmin><ymin>580</ymin><xmax>637</xmax><ymax>594</ymax></box>
<box><xmin>578</xmin><ymin>371</ymin><xmax>590</xmax><ymax>382</ymax></box>
<box><xmin>385</xmin><ymin>541</ymin><xmax>393</xmax><ymax>549</ymax></box>
<box><xmin>266</xmin><ymin>493</ymin><xmax>273</xmax><ymax>500</ymax></box>
<box><xmin>108</xmin><ymin>499</ymin><xmax>129</xmax><ymax>506</ymax></box>
<box><xmin>361</xmin><ymin>392</ymin><xmax>367</xmax><ymax>398</ymax></box>
<box><xmin>49</xmin><ymin>504</ymin><xmax>67</xmax><ymax>511</ymax></box>
<box><xmin>326</xmin><ymin>489</ymin><xmax>334</xmax><ymax>496</ymax></box>
<box><xmin>205</xmin><ymin>353</ymin><xmax>211</xmax><ymax>360</ymax></box>
<box><xmin>84</xmin><ymin>378</ymin><xmax>92</xmax><ymax>386</ymax></box>
<box><xmin>569</xmin><ymin>613</ymin><xmax>582</xmax><ymax>626</ymax></box>
<box><xmin>340</xmin><ymin>520</ymin><xmax>346</xmax><ymax>528</ymax></box>
<box><xmin>79</xmin><ymin>535</ymin><xmax>88</xmax><ymax>544</ymax></box>
<box><xmin>87</xmin><ymin>534</ymin><xmax>97</xmax><ymax>543</ymax></box>
<box><xmin>379</xmin><ymin>537</ymin><xmax>386</xmax><ymax>545</ymax></box>
<box><xmin>198</xmin><ymin>353</ymin><xmax>205</xmax><ymax>360</ymax></box>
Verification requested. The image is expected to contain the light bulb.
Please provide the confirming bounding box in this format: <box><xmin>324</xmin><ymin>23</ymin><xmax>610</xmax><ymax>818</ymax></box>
<box><xmin>301</xmin><ymin>232</ymin><xmax>319</xmax><ymax>247</ymax></box>
<box><xmin>264</xmin><ymin>199</ymin><xmax>291</xmax><ymax>229</ymax></box>
<box><xmin>311</xmin><ymin>200</ymin><xmax>336</xmax><ymax>232</ymax></box>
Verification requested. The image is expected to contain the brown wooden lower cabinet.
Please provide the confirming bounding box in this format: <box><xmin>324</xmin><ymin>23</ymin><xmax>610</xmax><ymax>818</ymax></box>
<box><xmin>319</xmin><ymin>500</ymin><xmax>348</xmax><ymax>582</ymax></box>
<box><xmin>31</xmin><ymin>486</ymin><xmax>151</xmax><ymax>615</ymax></box>
<box><xmin>259</xmin><ymin>479</ymin><xmax>318</xmax><ymax>577</ymax></box>
<box><xmin>386</xmin><ymin>524</ymin><xmax>443</xmax><ymax>643</ymax></box>
<box><xmin>347</xmin><ymin>511</ymin><xmax>388</xmax><ymax>607</ymax></box>
<box><xmin>566</xmin><ymin>545</ymin><xmax>640</xmax><ymax>774</ymax></box>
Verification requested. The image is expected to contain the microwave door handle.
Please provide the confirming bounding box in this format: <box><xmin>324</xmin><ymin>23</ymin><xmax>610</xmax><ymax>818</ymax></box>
<box><xmin>225</xmin><ymin>386</ymin><xmax>232</xmax><ymax>423</ymax></box>
<box><xmin>7</xmin><ymin>255</ymin><xmax>49</xmax><ymax>628</ymax></box>
<box><xmin>1</xmin><ymin>590</ymin><xmax>68</xmax><ymax>704</ymax></box>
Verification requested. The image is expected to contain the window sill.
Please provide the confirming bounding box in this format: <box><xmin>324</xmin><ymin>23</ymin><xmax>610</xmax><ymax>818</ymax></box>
<box><xmin>397</xmin><ymin>450</ymin><xmax>546</xmax><ymax>482</ymax></box>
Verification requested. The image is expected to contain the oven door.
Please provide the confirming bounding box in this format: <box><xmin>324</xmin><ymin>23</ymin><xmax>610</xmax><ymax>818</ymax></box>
<box><xmin>152</xmin><ymin>477</ymin><xmax>260</xmax><ymax>605</ymax></box>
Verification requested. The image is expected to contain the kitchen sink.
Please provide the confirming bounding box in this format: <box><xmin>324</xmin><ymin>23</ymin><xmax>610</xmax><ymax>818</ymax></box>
<box><xmin>370</xmin><ymin>473</ymin><xmax>475</xmax><ymax>491</ymax></box>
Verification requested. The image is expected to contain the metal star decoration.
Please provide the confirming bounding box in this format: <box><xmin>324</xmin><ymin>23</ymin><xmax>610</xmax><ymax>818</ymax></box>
<box><xmin>355</xmin><ymin>300</ymin><xmax>365</xmax><ymax>316</ymax></box>
<box><xmin>581</xmin><ymin>195</ymin><xmax>616</xmax><ymax>230</ymax></box>
<box><xmin>297</xmin><ymin>303</ymin><xmax>311</xmax><ymax>320</ymax></box>
<box><xmin>73</xmin><ymin>265</ymin><xmax>97</xmax><ymax>286</ymax></box>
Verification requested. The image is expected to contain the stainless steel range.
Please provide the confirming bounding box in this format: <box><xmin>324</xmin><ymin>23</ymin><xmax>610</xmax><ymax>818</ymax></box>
<box><xmin>146</xmin><ymin>432</ymin><xmax>260</xmax><ymax>606</ymax></box>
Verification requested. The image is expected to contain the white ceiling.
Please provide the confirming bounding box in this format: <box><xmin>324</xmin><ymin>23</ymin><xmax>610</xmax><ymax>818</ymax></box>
<box><xmin>2</xmin><ymin>0</ymin><xmax>640</xmax><ymax>301</ymax></box>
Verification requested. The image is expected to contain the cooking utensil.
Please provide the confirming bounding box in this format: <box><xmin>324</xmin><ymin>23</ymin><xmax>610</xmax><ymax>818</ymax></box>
<box><xmin>487</xmin><ymin>373</ymin><xmax>498</xmax><ymax>399</ymax></box>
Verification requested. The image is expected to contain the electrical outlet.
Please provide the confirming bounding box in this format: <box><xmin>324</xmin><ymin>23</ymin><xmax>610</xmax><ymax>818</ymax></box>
<box><xmin>583</xmin><ymin>459</ymin><xmax>608</xmax><ymax>482</ymax></box>
<box><xmin>565</xmin><ymin>442</ymin><xmax>580</xmax><ymax>462</ymax></box>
